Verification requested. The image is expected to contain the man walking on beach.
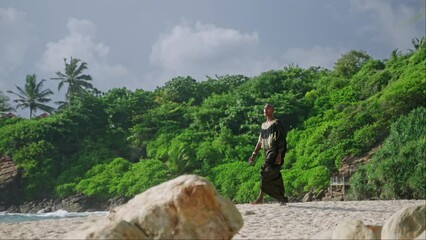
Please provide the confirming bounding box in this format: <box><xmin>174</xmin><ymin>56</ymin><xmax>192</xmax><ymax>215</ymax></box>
<box><xmin>248</xmin><ymin>104</ymin><xmax>288</xmax><ymax>205</ymax></box>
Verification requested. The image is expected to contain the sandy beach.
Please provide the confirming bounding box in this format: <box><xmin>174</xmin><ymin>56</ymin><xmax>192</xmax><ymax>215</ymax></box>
<box><xmin>0</xmin><ymin>199</ymin><xmax>424</xmax><ymax>239</ymax></box>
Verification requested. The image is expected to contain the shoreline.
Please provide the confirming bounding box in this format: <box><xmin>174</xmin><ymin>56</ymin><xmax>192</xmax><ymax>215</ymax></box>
<box><xmin>0</xmin><ymin>199</ymin><xmax>424</xmax><ymax>239</ymax></box>
<box><xmin>0</xmin><ymin>195</ymin><xmax>130</xmax><ymax>214</ymax></box>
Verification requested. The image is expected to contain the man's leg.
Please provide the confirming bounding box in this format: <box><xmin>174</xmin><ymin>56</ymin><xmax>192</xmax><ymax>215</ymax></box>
<box><xmin>252</xmin><ymin>165</ymin><xmax>267</xmax><ymax>204</ymax></box>
<box><xmin>251</xmin><ymin>190</ymin><xmax>264</xmax><ymax>204</ymax></box>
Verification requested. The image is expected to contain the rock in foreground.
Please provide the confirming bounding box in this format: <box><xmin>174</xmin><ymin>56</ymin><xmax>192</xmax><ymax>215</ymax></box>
<box><xmin>65</xmin><ymin>174</ymin><xmax>243</xmax><ymax>239</ymax></box>
<box><xmin>312</xmin><ymin>202</ymin><xmax>425</xmax><ymax>239</ymax></box>
<box><xmin>381</xmin><ymin>203</ymin><xmax>425</xmax><ymax>240</ymax></box>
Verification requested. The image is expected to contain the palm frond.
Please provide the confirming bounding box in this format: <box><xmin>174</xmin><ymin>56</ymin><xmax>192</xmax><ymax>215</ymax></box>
<box><xmin>7</xmin><ymin>89</ymin><xmax>26</xmax><ymax>99</ymax></box>
<box><xmin>75</xmin><ymin>63</ymin><xmax>88</xmax><ymax>75</ymax></box>
<box><xmin>37</xmin><ymin>104</ymin><xmax>55</xmax><ymax>114</ymax></box>
<box><xmin>76</xmin><ymin>74</ymin><xmax>92</xmax><ymax>81</ymax></box>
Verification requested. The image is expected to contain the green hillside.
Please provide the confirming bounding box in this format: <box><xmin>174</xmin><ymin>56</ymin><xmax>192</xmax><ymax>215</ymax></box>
<box><xmin>0</xmin><ymin>40</ymin><xmax>425</xmax><ymax>203</ymax></box>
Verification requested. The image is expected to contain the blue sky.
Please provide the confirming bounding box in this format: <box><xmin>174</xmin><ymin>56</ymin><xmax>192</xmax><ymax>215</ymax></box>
<box><xmin>0</xmin><ymin>0</ymin><xmax>425</xmax><ymax>117</ymax></box>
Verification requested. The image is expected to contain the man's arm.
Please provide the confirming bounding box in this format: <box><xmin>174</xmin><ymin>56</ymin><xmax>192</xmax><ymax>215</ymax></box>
<box><xmin>275</xmin><ymin>121</ymin><xmax>286</xmax><ymax>165</ymax></box>
<box><xmin>248</xmin><ymin>137</ymin><xmax>262</xmax><ymax>164</ymax></box>
<box><xmin>277</xmin><ymin>120</ymin><xmax>286</xmax><ymax>154</ymax></box>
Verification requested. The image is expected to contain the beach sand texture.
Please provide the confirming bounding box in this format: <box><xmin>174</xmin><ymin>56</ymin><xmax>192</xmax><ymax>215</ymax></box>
<box><xmin>0</xmin><ymin>199</ymin><xmax>424</xmax><ymax>239</ymax></box>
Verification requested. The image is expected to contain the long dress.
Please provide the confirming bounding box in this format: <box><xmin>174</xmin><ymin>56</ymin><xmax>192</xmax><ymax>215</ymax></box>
<box><xmin>258</xmin><ymin>119</ymin><xmax>287</xmax><ymax>203</ymax></box>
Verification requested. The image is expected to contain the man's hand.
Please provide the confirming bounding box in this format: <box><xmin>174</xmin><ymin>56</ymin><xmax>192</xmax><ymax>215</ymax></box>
<box><xmin>275</xmin><ymin>153</ymin><xmax>282</xmax><ymax>165</ymax></box>
<box><xmin>248</xmin><ymin>155</ymin><xmax>255</xmax><ymax>164</ymax></box>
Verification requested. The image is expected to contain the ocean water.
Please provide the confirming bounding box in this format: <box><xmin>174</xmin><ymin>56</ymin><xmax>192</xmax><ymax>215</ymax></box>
<box><xmin>0</xmin><ymin>209</ymin><xmax>107</xmax><ymax>223</ymax></box>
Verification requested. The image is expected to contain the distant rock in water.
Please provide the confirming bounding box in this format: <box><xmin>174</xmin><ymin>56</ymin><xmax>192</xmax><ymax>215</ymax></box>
<box><xmin>64</xmin><ymin>174</ymin><xmax>244</xmax><ymax>239</ymax></box>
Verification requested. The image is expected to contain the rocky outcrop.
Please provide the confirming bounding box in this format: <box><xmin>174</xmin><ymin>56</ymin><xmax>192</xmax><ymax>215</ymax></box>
<box><xmin>0</xmin><ymin>154</ymin><xmax>129</xmax><ymax>213</ymax></box>
<box><xmin>315</xmin><ymin>145</ymin><xmax>382</xmax><ymax>201</ymax></box>
<box><xmin>64</xmin><ymin>174</ymin><xmax>243</xmax><ymax>239</ymax></box>
<box><xmin>312</xmin><ymin>202</ymin><xmax>425</xmax><ymax>239</ymax></box>
<box><xmin>301</xmin><ymin>189</ymin><xmax>343</xmax><ymax>202</ymax></box>
<box><xmin>0</xmin><ymin>155</ymin><xmax>23</xmax><ymax>209</ymax></box>
<box><xmin>302</xmin><ymin>191</ymin><xmax>314</xmax><ymax>202</ymax></box>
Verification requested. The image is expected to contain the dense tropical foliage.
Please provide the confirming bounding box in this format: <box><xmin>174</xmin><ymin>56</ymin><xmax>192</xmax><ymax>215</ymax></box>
<box><xmin>1</xmin><ymin>38</ymin><xmax>425</xmax><ymax>202</ymax></box>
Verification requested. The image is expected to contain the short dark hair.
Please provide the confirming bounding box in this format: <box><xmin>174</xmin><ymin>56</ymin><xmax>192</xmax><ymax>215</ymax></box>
<box><xmin>264</xmin><ymin>103</ymin><xmax>274</xmax><ymax>111</ymax></box>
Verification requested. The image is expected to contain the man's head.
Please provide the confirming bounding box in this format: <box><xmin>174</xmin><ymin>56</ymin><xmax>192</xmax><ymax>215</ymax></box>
<box><xmin>263</xmin><ymin>104</ymin><xmax>274</xmax><ymax>118</ymax></box>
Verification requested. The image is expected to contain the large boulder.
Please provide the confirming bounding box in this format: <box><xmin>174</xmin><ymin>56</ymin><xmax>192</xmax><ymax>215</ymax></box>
<box><xmin>65</xmin><ymin>174</ymin><xmax>243</xmax><ymax>239</ymax></box>
<box><xmin>381</xmin><ymin>203</ymin><xmax>425</xmax><ymax>240</ymax></box>
<box><xmin>312</xmin><ymin>203</ymin><xmax>426</xmax><ymax>240</ymax></box>
<box><xmin>312</xmin><ymin>220</ymin><xmax>378</xmax><ymax>239</ymax></box>
<box><xmin>332</xmin><ymin>220</ymin><xmax>376</xmax><ymax>239</ymax></box>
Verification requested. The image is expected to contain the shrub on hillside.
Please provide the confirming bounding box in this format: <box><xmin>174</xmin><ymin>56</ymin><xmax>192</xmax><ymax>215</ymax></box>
<box><xmin>349</xmin><ymin>107</ymin><xmax>426</xmax><ymax>199</ymax></box>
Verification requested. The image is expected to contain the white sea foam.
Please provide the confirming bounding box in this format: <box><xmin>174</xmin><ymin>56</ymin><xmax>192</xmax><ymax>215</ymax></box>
<box><xmin>43</xmin><ymin>209</ymin><xmax>69</xmax><ymax>217</ymax></box>
<box><xmin>0</xmin><ymin>210</ymin><xmax>107</xmax><ymax>223</ymax></box>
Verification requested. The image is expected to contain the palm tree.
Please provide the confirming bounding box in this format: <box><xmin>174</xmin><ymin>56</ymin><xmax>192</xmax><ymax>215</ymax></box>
<box><xmin>166</xmin><ymin>147</ymin><xmax>192</xmax><ymax>177</ymax></box>
<box><xmin>390</xmin><ymin>49</ymin><xmax>401</xmax><ymax>61</ymax></box>
<box><xmin>7</xmin><ymin>74</ymin><xmax>55</xmax><ymax>118</ymax></box>
<box><xmin>409</xmin><ymin>37</ymin><xmax>426</xmax><ymax>52</ymax></box>
<box><xmin>0</xmin><ymin>90</ymin><xmax>14</xmax><ymax>114</ymax></box>
<box><xmin>51</xmin><ymin>57</ymin><xmax>94</xmax><ymax>105</ymax></box>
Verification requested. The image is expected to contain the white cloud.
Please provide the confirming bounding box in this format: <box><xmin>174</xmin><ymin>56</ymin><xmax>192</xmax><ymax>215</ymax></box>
<box><xmin>350</xmin><ymin>0</ymin><xmax>423</xmax><ymax>50</ymax></box>
<box><xmin>147</xmin><ymin>21</ymin><xmax>281</xmax><ymax>88</ymax></box>
<box><xmin>36</xmin><ymin>18</ymin><xmax>136</xmax><ymax>93</ymax></box>
<box><xmin>150</xmin><ymin>21</ymin><xmax>260</xmax><ymax>70</ymax></box>
<box><xmin>281</xmin><ymin>46</ymin><xmax>346</xmax><ymax>70</ymax></box>
<box><xmin>0</xmin><ymin>8</ymin><xmax>34</xmax><ymax>89</ymax></box>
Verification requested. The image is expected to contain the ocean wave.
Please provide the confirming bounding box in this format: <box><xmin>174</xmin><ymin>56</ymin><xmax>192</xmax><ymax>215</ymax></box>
<box><xmin>0</xmin><ymin>210</ymin><xmax>107</xmax><ymax>223</ymax></box>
